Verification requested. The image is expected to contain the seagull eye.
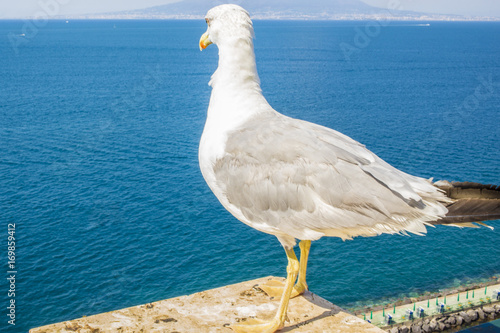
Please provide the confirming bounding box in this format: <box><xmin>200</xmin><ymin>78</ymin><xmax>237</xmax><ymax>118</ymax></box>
<box><xmin>205</xmin><ymin>18</ymin><xmax>210</xmax><ymax>25</ymax></box>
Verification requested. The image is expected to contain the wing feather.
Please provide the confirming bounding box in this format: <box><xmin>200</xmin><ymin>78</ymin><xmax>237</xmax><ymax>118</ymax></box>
<box><xmin>213</xmin><ymin>112</ymin><xmax>449</xmax><ymax>241</ymax></box>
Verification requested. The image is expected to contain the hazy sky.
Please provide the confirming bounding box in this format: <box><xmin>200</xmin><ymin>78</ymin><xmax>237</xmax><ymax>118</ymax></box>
<box><xmin>1</xmin><ymin>0</ymin><xmax>499</xmax><ymax>18</ymax></box>
<box><xmin>362</xmin><ymin>0</ymin><xmax>500</xmax><ymax>17</ymax></box>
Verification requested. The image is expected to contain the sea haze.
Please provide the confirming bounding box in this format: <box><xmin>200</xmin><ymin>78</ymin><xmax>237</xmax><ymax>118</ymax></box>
<box><xmin>0</xmin><ymin>19</ymin><xmax>499</xmax><ymax>332</ymax></box>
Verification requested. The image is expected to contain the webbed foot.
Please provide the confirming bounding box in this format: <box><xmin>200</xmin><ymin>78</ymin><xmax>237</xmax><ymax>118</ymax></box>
<box><xmin>260</xmin><ymin>279</ymin><xmax>307</xmax><ymax>299</ymax></box>
<box><xmin>231</xmin><ymin>318</ymin><xmax>281</xmax><ymax>333</ymax></box>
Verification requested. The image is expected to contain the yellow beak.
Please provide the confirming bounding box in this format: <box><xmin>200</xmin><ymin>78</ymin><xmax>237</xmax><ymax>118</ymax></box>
<box><xmin>199</xmin><ymin>31</ymin><xmax>212</xmax><ymax>51</ymax></box>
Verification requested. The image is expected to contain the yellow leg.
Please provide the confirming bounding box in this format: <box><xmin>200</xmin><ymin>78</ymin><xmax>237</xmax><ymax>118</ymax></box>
<box><xmin>231</xmin><ymin>247</ymin><xmax>300</xmax><ymax>333</ymax></box>
<box><xmin>295</xmin><ymin>240</ymin><xmax>311</xmax><ymax>295</ymax></box>
<box><xmin>260</xmin><ymin>240</ymin><xmax>311</xmax><ymax>299</ymax></box>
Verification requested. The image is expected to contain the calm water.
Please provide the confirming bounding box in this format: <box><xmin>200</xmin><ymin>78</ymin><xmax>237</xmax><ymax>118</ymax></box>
<box><xmin>0</xmin><ymin>20</ymin><xmax>499</xmax><ymax>332</ymax></box>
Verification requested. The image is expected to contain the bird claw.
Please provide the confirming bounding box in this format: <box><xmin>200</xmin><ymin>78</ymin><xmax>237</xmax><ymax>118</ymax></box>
<box><xmin>231</xmin><ymin>318</ymin><xmax>281</xmax><ymax>333</ymax></box>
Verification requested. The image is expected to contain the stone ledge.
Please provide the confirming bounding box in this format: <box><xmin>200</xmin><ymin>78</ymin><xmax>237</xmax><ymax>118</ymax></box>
<box><xmin>30</xmin><ymin>276</ymin><xmax>385</xmax><ymax>333</ymax></box>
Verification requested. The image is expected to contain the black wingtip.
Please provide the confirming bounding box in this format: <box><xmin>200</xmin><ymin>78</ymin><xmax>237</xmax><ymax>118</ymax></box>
<box><xmin>433</xmin><ymin>181</ymin><xmax>500</xmax><ymax>226</ymax></box>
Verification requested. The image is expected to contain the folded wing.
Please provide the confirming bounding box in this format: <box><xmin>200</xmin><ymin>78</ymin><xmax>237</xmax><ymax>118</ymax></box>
<box><xmin>213</xmin><ymin>112</ymin><xmax>450</xmax><ymax>243</ymax></box>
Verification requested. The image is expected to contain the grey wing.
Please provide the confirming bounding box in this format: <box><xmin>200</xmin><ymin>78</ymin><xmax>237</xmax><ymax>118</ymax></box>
<box><xmin>213</xmin><ymin>112</ymin><xmax>449</xmax><ymax>242</ymax></box>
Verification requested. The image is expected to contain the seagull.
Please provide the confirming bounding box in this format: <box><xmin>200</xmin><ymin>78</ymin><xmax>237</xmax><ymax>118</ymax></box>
<box><xmin>198</xmin><ymin>4</ymin><xmax>500</xmax><ymax>332</ymax></box>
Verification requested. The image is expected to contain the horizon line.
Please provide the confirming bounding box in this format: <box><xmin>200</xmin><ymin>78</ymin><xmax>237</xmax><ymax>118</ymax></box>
<box><xmin>2</xmin><ymin>17</ymin><xmax>500</xmax><ymax>22</ymax></box>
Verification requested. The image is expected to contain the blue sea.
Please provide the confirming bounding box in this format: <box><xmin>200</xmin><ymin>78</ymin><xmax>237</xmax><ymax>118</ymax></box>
<box><xmin>1</xmin><ymin>19</ymin><xmax>499</xmax><ymax>332</ymax></box>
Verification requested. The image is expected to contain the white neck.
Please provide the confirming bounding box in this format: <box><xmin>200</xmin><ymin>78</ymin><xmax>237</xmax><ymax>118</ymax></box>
<box><xmin>199</xmin><ymin>35</ymin><xmax>275</xmax><ymax>203</ymax></box>
<box><xmin>199</xmin><ymin>37</ymin><xmax>274</xmax><ymax>172</ymax></box>
<box><xmin>206</xmin><ymin>38</ymin><xmax>272</xmax><ymax>133</ymax></box>
<box><xmin>210</xmin><ymin>38</ymin><xmax>260</xmax><ymax>90</ymax></box>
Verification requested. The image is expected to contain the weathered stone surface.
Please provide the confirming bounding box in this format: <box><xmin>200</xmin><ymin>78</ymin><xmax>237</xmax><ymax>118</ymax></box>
<box><xmin>483</xmin><ymin>306</ymin><xmax>495</xmax><ymax>314</ymax></box>
<box><xmin>445</xmin><ymin>315</ymin><xmax>455</xmax><ymax>325</ymax></box>
<box><xmin>456</xmin><ymin>315</ymin><xmax>463</xmax><ymax>326</ymax></box>
<box><xmin>467</xmin><ymin>309</ymin><xmax>478</xmax><ymax>321</ymax></box>
<box><xmin>477</xmin><ymin>308</ymin><xmax>485</xmax><ymax>320</ymax></box>
<box><xmin>390</xmin><ymin>327</ymin><xmax>399</xmax><ymax>333</ymax></box>
<box><xmin>400</xmin><ymin>325</ymin><xmax>409</xmax><ymax>333</ymax></box>
<box><xmin>411</xmin><ymin>323</ymin><xmax>422</xmax><ymax>333</ymax></box>
<box><xmin>429</xmin><ymin>318</ymin><xmax>437</xmax><ymax>330</ymax></box>
<box><xmin>438</xmin><ymin>316</ymin><xmax>448</xmax><ymax>323</ymax></box>
<box><xmin>438</xmin><ymin>322</ymin><xmax>446</xmax><ymax>331</ymax></box>
<box><xmin>488</xmin><ymin>313</ymin><xmax>496</xmax><ymax>320</ymax></box>
<box><xmin>421</xmin><ymin>323</ymin><xmax>431</xmax><ymax>333</ymax></box>
<box><xmin>30</xmin><ymin>277</ymin><xmax>385</xmax><ymax>333</ymax></box>
<box><xmin>460</xmin><ymin>311</ymin><xmax>471</xmax><ymax>323</ymax></box>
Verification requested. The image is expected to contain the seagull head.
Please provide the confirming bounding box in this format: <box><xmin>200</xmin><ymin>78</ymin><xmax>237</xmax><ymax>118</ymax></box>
<box><xmin>199</xmin><ymin>4</ymin><xmax>254</xmax><ymax>51</ymax></box>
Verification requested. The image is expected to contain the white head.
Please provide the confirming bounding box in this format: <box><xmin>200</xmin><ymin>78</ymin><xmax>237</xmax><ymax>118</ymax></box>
<box><xmin>199</xmin><ymin>4</ymin><xmax>254</xmax><ymax>50</ymax></box>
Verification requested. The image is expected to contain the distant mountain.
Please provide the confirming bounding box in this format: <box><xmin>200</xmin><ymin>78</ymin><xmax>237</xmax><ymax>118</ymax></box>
<box><xmin>131</xmin><ymin>0</ymin><xmax>382</xmax><ymax>18</ymax></box>
<box><xmin>69</xmin><ymin>0</ymin><xmax>498</xmax><ymax>21</ymax></box>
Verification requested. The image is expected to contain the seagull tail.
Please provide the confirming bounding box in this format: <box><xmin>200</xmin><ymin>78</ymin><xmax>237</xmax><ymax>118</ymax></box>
<box><xmin>432</xmin><ymin>181</ymin><xmax>500</xmax><ymax>228</ymax></box>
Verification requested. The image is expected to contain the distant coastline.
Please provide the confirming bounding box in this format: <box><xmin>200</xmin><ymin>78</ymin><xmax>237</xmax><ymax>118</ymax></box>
<box><xmin>3</xmin><ymin>0</ymin><xmax>499</xmax><ymax>22</ymax></box>
<box><xmin>349</xmin><ymin>275</ymin><xmax>500</xmax><ymax>315</ymax></box>
<box><xmin>7</xmin><ymin>14</ymin><xmax>500</xmax><ymax>21</ymax></box>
